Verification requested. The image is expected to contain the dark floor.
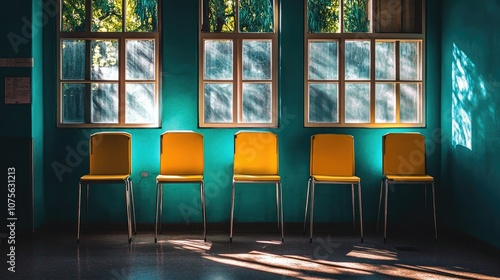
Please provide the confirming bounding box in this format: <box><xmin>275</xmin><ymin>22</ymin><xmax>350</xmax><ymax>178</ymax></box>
<box><xmin>2</xmin><ymin>225</ymin><xmax>500</xmax><ymax>280</ymax></box>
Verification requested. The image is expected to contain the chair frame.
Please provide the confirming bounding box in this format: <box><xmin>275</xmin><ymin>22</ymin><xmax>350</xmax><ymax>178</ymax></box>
<box><xmin>230</xmin><ymin>131</ymin><xmax>284</xmax><ymax>243</ymax></box>
<box><xmin>154</xmin><ymin>131</ymin><xmax>207</xmax><ymax>243</ymax></box>
<box><xmin>303</xmin><ymin>134</ymin><xmax>363</xmax><ymax>243</ymax></box>
<box><xmin>377</xmin><ymin>133</ymin><xmax>438</xmax><ymax>242</ymax></box>
<box><xmin>77</xmin><ymin>132</ymin><xmax>136</xmax><ymax>244</ymax></box>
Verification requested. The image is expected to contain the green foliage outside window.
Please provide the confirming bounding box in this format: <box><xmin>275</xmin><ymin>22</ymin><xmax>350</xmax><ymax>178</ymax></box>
<box><xmin>308</xmin><ymin>0</ymin><xmax>368</xmax><ymax>33</ymax></box>
<box><xmin>203</xmin><ymin>0</ymin><xmax>274</xmax><ymax>33</ymax></box>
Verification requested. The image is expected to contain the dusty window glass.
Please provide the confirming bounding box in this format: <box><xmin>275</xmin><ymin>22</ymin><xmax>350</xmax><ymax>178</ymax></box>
<box><xmin>242</xmin><ymin>83</ymin><xmax>272</xmax><ymax>123</ymax></box>
<box><xmin>243</xmin><ymin>41</ymin><xmax>272</xmax><ymax>80</ymax></box>
<box><xmin>204</xmin><ymin>83</ymin><xmax>233</xmax><ymax>123</ymax></box>
<box><xmin>375</xmin><ymin>83</ymin><xmax>396</xmax><ymax>123</ymax></box>
<box><xmin>345</xmin><ymin>41</ymin><xmax>370</xmax><ymax>80</ymax></box>
<box><xmin>309</xmin><ymin>41</ymin><xmax>338</xmax><ymax>80</ymax></box>
<box><xmin>400</xmin><ymin>83</ymin><xmax>419</xmax><ymax>123</ymax></box>
<box><xmin>308</xmin><ymin>83</ymin><xmax>339</xmax><ymax>123</ymax></box>
<box><xmin>204</xmin><ymin>40</ymin><xmax>233</xmax><ymax>80</ymax></box>
<box><xmin>345</xmin><ymin>83</ymin><xmax>370</xmax><ymax>123</ymax></box>
<box><xmin>91</xmin><ymin>83</ymin><xmax>119</xmax><ymax>123</ymax></box>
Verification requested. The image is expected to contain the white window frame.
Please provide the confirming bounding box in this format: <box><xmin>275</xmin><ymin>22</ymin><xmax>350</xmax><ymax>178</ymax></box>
<box><xmin>304</xmin><ymin>0</ymin><xmax>425</xmax><ymax>128</ymax></box>
<box><xmin>199</xmin><ymin>0</ymin><xmax>279</xmax><ymax>128</ymax></box>
<box><xmin>57</xmin><ymin>0</ymin><xmax>161</xmax><ymax>128</ymax></box>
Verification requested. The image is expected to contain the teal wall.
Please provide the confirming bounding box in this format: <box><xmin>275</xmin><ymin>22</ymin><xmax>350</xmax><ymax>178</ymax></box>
<box><xmin>0</xmin><ymin>0</ymin><xmax>45</xmax><ymax>231</ymax></box>
<box><xmin>0</xmin><ymin>0</ymin><xmax>32</xmax><ymax>137</ymax></box>
<box><xmin>441</xmin><ymin>0</ymin><xmax>500</xmax><ymax>249</ymax></box>
<box><xmin>32</xmin><ymin>0</ymin><xmax>46</xmax><ymax>229</ymax></box>
<box><xmin>39</xmin><ymin>0</ymin><xmax>442</xmax><ymax>233</ymax></box>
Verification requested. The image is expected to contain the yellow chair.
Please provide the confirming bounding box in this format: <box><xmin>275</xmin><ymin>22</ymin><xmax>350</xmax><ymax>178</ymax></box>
<box><xmin>377</xmin><ymin>132</ymin><xmax>437</xmax><ymax>242</ymax></box>
<box><xmin>77</xmin><ymin>132</ymin><xmax>136</xmax><ymax>243</ymax></box>
<box><xmin>230</xmin><ymin>131</ymin><xmax>284</xmax><ymax>242</ymax></box>
<box><xmin>303</xmin><ymin>134</ymin><xmax>363</xmax><ymax>243</ymax></box>
<box><xmin>155</xmin><ymin>131</ymin><xmax>206</xmax><ymax>243</ymax></box>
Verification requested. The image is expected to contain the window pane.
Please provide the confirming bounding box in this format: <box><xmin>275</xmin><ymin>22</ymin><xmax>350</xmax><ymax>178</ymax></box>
<box><xmin>202</xmin><ymin>0</ymin><xmax>235</xmax><ymax>32</ymax></box>
<box><xmin>62</xmin><ymin>83</ymin><xmax>86</xmax><ymax>123</ymax></box>
<box><xmin>126</xmin><ymin>0</ymin><xmax>158</xmax><ymax>32</ymax></box>
<box><xmin>400</xmin><ymin>41</ymin><xmax>421</xmax><ymax>80</ymax></box>
<box><xmin>239</xmin><ymin>0</ymin><xmax>274</xmax><ymax>32</ymax></box>
<box><xmin>343</xmin><ymin>0</ymin><xmax>369</xmax><ymax>32</ymax></box>
<box><xmin>126</xmin><ymin>83</ymin><xmax>155</xmax><ymax>123</ymax></box>
<box><xmin>345</xmin><ymin>83</ymin><xmax>370</xmax><ymax>123</ymax></box>
<box><xmin>309</xmin><ymin>41</ymin><xmax>338</xmax><ymax>80</ymax></box>
<box><xmin>62</xmin><ymin>40</ymin><xmax>86</xmax><ymax>80</ymax></box>
<box><xmin>126</xmin><ymin>40</ymin><xmax>155</xmax><ymax>80</ymax></box>
<box><xmin>204</xmin><ymin>83</ymin><xmax>233</xmax><ymax>123</ymax></box>
<box><xmin>375</xmin><ymin>83</ymin><xmax>395</xmax><ymax>123</ymax></box>
<box><xmin>242</xmin><ymin>83</ymin><xmax>272</xmax><ymax>123</ymax></box>
<box><xmin>62</xmin><ymin>0</ymin><xmax>85</xmax><ymax>32</ymax></box>
<box><xmin>243</xmin><ymin>40</ymin><xmax>271</xmax><ymax>80</ymax></box>
<box><xmin>91</xmin><ymin>83</ymin><xmax>118</xmax><ymax>123</ymax></box>
<box><xmin>308</xmin><ymin>83</ymin><xmax>338</xmax><ymax>123</ymax></box>
<box><xmin>92</xmin><ymin>0</ymin><xmax>122</xmax><ymax>32</ymax></box>
<box><xmin>307</xmin><ymin>0</ymin><xmax>339</xmax><ymax>33</ymax></box>
<box><xmin>400</xmin><ymin>83</ymin><xmax>420</xmax><ymax>122</ymax></box>
<box><xmin>204</xmin><ymin>40</ymin><xmax>233</xmax><ymax>80</ymax></box>
<box><xmin>91</xmin><ymin>40</ymin><xmax>119</xmax><ymax>80</ymax></box>
<box><xmin>375</xmin><ymin>41</ymin><xmax>395</xmax><ymax>80</ymax></box>
<box><xmin>345</xmin><ymin>40</ymin><xmax>370</xmax><ymax>80</ymax></box>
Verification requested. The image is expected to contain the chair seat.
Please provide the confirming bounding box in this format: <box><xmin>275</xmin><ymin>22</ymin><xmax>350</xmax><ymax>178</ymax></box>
<box><xmin>385</xmin><ymin>174</ymin><xmax>434</xmax><ymax>182</ymax></box>
<box><xmin>233</xmin><ymin>174</ymin><xmax>281</xmax><ymax>182</ymax></box>
<box><xmin>156</xmin><ymin>175</ymin><xmax>203</xmax><ymax>182</ymax></box>
<box><xmin>312</xmin><ymin>175</ymin><xmax>360</xmax><ymax>183</ymax></box>
<box><xmin>80</xmin><ymin>174</ymin><xmax>130</xmax><ymax>181</ymax></box>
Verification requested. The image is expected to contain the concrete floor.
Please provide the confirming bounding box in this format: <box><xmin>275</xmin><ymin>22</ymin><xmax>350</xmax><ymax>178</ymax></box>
<box><xmin>2</xmin><ymin>225</ymin><xmax>500</xmax><ymax>280</ymax></box>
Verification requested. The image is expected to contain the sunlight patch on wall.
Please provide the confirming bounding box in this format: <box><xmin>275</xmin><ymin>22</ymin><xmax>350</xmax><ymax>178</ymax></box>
<box><xmin>452</xmin><ymin>43</ymin><xmax>480</xmax><ymax>151</ymax></box>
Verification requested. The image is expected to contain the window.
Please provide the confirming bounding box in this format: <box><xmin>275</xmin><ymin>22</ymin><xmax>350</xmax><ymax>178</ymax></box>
<box><xmin>305</xmin><ymin>0</ymin><xmax>424</xmax><ymax>127</ymax></box>
<box><xmin>57</xmin><ymin>0</ymin><xmax>160</xmax><ymax>127</ymax></box>
<box><xmin>199</xmin><ymin>0</ymin><xmax>279</xmax><ymax>127</ymax></box>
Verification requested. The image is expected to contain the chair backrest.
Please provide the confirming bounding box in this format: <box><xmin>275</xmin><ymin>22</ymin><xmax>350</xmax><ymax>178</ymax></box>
<box><xmin>233</xmin><ymin>131</ymin><xmax>278</xmax><ymax>175</ymax></box>
<box><xmin>89</xmin><ymin>132</ymin><xmax>131</xmax><ymax>175</ymax></box>
<box><xmin>310</xmin><ymin>134</ymin><xmax>355</xmax><ymax>177</ymax></box>
<box><xmin>160</xmin><ymin>131</ymin><xmax>204</xmax><ymax>175</ymax></box>
<box><xmin>382</xmin><ymin>133</ymin><xmax>426</xmax><ymax>175</ymax></box>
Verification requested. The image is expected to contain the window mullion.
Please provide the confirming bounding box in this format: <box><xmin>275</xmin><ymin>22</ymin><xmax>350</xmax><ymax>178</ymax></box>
<box><xmin>119</xmin><ymin>36</ymin><xmax>126</xmax><ymax>125</ymax></box>
<box><xmin>395</xmin><ymin>41</ymin><xmax>401</xmax><ymax>123</ymax></box>
<box><xmin>339</xmin><ymin>38</ymin><xmax>345</xmax><ymax>125</ymax></box>
<box><xmin>85</xmin><ymin>0</ymin><xmax>91</xmax><ymax>32</ymax></box>
<box><xmin>370</xmin><ymin>38</ymin><xmax>376</xmax><ymax>125</ymax></box>
<box><xmin>85</xmin><ymin>40</ymin><xmax>91</xmax><ymax>124</ymax></box>
<box><xmin>235</xmin><ymin>38</ymin><xmax>241</xmax><ymax>125</ymax></box>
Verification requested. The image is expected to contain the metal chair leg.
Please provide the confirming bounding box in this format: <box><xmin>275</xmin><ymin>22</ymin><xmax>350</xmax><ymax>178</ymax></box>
<box><xmin>303</xmin><ymin>178</ymin><xmax>311</xmax><ymax>234</ymax></box>
<box><xmin>384</xmin><ymin>180</ymin><xmax>389</xmax><ymax>243</ymax></box>
<box><xmin>230</xmin><ymin>181</ymin><xmax>235</xmax><ymax>242</ymax></box>
<box><xmin>130</xmin><ymin>179</ymin><xmax>136</xmax><ymax>235</ymax></box>
<box><xmin>159</xmin><ymin>184</ymin><xmax>163</xmax><ymax>234</ymax></box>
<box><xmin>309</xmin><ymin>180</ymin><xmax>315</xmax><ymax>243</ymax></box>
<box><xmin>432</xmin><ymin>182</ymin><xmax>438</xmax><ymax>240</ymax></box>
<box><xmin>279</xmin><ymin>181</ymin><xmax>284</xmax><ymax>243</ymax></box>
<box><xmin>77</xmin><ymin>182</ymin><xmax>82</xmax><ymax>244</ymax></box>
<box><xmin>351</xmin><ymin>184</ymin><xmax>356</xmax><ymax>233</ymax></box>
<box><xmin>125</xmin><ymin>180</ymin><xmax>132</xmax><ymax>243</ymax></box>
<box><xmin>201</xmin><ymin>181</ymin><xmax>207</xmax><ymax>242</ymax></box>
<box><xmin>276</xmin><ymin>182</ymin><xmax>280</xmax><ymax>233</ymax></box>
<box><xmin>358</xmin><ymin>182</ymin><xmax>364</xmax><ymax>243</ymax></box>
<box><xmin>376</xmin><ymin>179</ymin><xmax>384</xmax><ymax>232</ymax></box>
<box><xmin>86</xmin><ymin>184</ymin><xmax>90</xmax><ymax>232</ymax></box>
<box><xmin>155</xmin><ymin>181</ymin><xmax>160</xmax><ymax>243</ymax></box>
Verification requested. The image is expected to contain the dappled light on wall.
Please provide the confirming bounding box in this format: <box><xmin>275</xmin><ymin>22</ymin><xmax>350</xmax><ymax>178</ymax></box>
<box><xmin>452</xmin><ymin>44</ymin><xmax>476</xmax><ymax>151</ymax></box>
